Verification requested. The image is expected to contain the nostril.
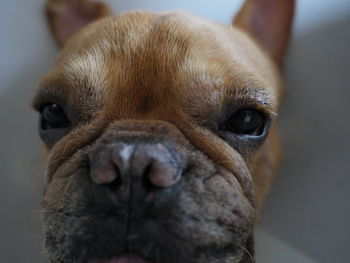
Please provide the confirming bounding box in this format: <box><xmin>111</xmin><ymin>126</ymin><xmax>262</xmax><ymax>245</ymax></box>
<box><xmin>90</xmin><ymin>159</ymin><xmax>120</xmax><ymax>185</ymax></box>
<box><xmin>100</xmin><ymin>162</ymin><xmax>122</xmax><ymax>191</ymax></box>
<box><xmin>147</xmin><ymin>160</ymin><xmax>181</xmax><ymax>188</ymax></box>
<box><xmin>90</xmin><ymin>147</ymin><xmax>121</xmax><ymax>186</ymax></box>
<box><xmin>142</xmin><ymin>162</ymin><xmax>162</xmax><ymax>191</ymax></box>
<box><xmin>138</xmin><ymin>143</ymin><xmax>182</xmax><ymax>189</ymax></box>
<box><xmin>131</xmin><ymin>143</ymin><xmax>182</xmax><ymax>190</ymax></box>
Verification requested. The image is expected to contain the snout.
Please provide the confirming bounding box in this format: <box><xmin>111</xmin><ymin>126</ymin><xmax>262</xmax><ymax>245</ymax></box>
<box><xmin>43</xmin><ymin>121</ymin><xmax>254</xmax><ymax>263</ymax></box>
<box><xmin>90</xmin><ymin>142</ymin><xmax>183</xmax><ymax>189</ymax></box>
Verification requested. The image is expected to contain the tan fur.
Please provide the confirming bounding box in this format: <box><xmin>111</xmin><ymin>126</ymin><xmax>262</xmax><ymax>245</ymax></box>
<box><xmin>35</xmin><ymin>1</ymin><xmax>294</xmax><ymax>262</ymax></box>
<box><xmin>43</xmin><ymin>10</ymin><xmax>282</xmax><ymax>206</ymax></box>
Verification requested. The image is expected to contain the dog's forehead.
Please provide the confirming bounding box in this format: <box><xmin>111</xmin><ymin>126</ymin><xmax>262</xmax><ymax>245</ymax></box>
<box><xmin>44</xmin><ymin>11</ymin><xmax>280</xmax><ymax>117</ymax></box>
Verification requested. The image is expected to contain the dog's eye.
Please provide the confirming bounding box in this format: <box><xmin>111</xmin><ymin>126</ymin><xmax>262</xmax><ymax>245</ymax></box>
<box><xmin>220</xmin><ymin>108</ymin><xmax>266</xmax><ymax>136</ymax></box>
<box><xmin>39</xmin><ymin>103</ymin><xmax>72</xmax><ymax>147</ymax></box>
<box><xmin>41</xmin><ymin>103</ymin><xmax>70</xmax><ymax>130</ymax></box>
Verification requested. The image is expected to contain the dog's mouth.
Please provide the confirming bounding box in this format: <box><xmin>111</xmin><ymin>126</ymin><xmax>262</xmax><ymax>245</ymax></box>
<box><xmin>89</xmin><ymin>255</ymin><xmax>153</xmax><ymax>263</ymax></box>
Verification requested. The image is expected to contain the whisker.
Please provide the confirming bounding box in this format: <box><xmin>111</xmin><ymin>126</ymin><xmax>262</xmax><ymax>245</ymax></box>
<box><xmin>240</xmin><ymin>245</ymin><xmax>254</xmax><ymax>263</ymax></box>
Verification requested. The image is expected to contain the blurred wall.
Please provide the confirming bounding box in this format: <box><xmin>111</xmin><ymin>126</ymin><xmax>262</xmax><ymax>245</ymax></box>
<box><xmin>0</xmin><ymin>0</ymin><xmax>349</xmax><ymax>262</ymax></box>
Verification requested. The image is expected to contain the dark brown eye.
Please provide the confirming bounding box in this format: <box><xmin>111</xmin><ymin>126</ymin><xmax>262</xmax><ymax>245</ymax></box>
<box><xmin>220</xmin><ymin>108</ymin><xmax>266</xmax><ymax>136</ymax></box>
<box><xmin>41</xmin><ymin>103</ymin><xmax>70</xmax><ymax>130</ymax></box>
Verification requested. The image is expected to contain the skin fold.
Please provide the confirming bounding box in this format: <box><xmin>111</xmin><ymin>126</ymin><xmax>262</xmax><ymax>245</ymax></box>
<box><xmin>34</xmin><ymin>0</ymin><xmax>294</xmax><ymax>262</ymax></box>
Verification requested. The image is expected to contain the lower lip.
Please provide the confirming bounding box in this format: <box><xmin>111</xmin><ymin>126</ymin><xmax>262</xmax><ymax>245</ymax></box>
<box><xmin>89</xmin><ymin>255</ymin><xmax>153</xmax><ymax>263</ymax></box>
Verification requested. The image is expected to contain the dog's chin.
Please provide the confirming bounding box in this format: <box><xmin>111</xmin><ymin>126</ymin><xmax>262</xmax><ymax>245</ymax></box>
<box><xmin>89</xmin><ymin>255</ymin><xmax>152</xmax><ymax>263</ymax></box>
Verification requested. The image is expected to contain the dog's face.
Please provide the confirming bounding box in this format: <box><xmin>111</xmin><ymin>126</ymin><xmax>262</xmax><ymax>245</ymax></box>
<box><xmin>34</xmin><ymin>1</ymin><xmax>294</xmax><ymax>262</ymax></box>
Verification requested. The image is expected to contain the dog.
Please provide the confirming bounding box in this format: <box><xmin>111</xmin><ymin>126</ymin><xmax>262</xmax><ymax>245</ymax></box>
<box><xmin>32</xmin><ymin>0</ymin><xmax>294</xmax><ymax>262</ymax></box>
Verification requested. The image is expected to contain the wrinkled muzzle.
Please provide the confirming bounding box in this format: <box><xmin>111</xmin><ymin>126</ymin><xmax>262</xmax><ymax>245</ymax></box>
<box><xmin>42</xmin><ymin>121</ymin><xmax>255</xmax><ymax>263</ymax></box>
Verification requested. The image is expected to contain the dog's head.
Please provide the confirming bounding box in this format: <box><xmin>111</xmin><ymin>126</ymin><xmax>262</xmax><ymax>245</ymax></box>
<box><xmin>33</xmin><ymin>1</ymin><xmax>294</xmax><ymax>262</ymax></box>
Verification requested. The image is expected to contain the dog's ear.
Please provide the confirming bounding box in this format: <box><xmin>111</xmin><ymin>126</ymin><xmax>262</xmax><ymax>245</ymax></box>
<box><xmin>233</xmin><ymin>0</ymin><xmax>295</xmax><ymax>68</ymax></box>
<box><xmin>46</xmin><ymin>0</ymin><xmax>111</xmax><ymax>48</ymax></box>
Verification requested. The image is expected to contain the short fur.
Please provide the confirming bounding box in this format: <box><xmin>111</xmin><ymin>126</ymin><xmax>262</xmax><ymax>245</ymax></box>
<box><xmin>34</xmin><ymin>1</ymin><xmax>294</xmax><ymax>262</ymax></box>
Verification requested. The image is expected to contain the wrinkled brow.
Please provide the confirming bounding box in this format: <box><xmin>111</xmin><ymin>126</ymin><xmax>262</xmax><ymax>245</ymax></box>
<box><xmin>182</xmin><ymin>72</ymin><xmax>278</xmax><ymax>130</ymax></box>
<box><xmin>186</xmin><ymin>70</ymin><xmax>277</xmax><ymax>118</ymax></box>
<box><xmin>221</xmin><ymin>71</ymin><xmax>278</xmax><ymax>115</ymax></box>
<box><xmin>32</xmin><ymin>79</ymin><xmax>70</xmax><ymax>111</ymax></box>
<box><xmin>225</xmin><ymin>87</ymin><xmax>276</xmax><ymax>114</ymax></box>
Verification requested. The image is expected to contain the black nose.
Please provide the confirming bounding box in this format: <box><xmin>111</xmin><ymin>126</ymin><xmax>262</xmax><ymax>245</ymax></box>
<box><xmin>90</xmin><ymin>142</ymin><xmax>182</xmax><ymax>189</ymax></box>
